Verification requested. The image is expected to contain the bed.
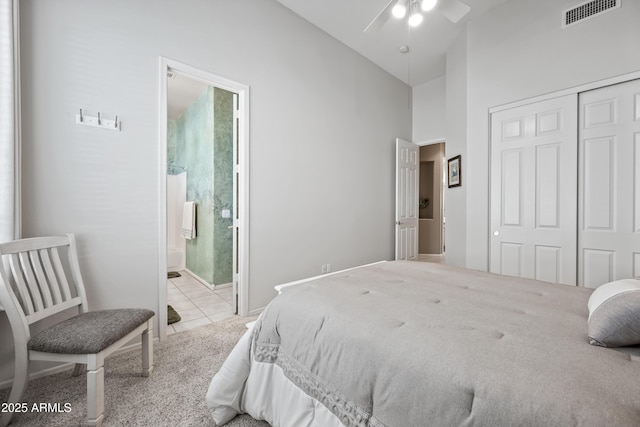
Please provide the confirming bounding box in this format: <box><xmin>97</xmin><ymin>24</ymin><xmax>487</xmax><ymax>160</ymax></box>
<box><xmin>206</xmin><ymin>260</ymin><xmax>640</xmax><ymax>426</ymax></box>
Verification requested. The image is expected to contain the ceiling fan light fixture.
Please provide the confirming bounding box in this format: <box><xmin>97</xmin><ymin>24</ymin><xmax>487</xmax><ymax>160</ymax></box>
<box><xmin>392</xmin><ymin>0</ymin><xmax>408</xmax><ymax>18</ymax></box>
<box><xmin>408</xmin><ymin>1</ymin><xmax>424</xmax><ymax>27</ymax></box>
<box><xmin>421</xmin><ymin>0</ymin><xmax>438</xmax><ymax>12</ymax></box>
<box><xmin>408</xmin><ymin>12</ymin><xmax>423</xmax><ymax>27</ymax></box>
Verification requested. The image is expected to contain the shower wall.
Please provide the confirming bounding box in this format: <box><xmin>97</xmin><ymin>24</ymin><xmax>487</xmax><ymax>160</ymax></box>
<box><xmin>167</xmin><ymin>120</ymin><xmax>186</xmax><ymax>271</ymax></box>
<box><xmin>168</xmin><ymin>86</ymin><xmax>233</xmax><ymax>286</ymax></box>
<box><xmin>212</xmin><ymin>88</ymin><xmax>234</xmax><ymax>285</ymax></box>
<box><xmin>167</xmin><ymin>171</ymin><xmax>186</xmax><ymax>269</ymax></box>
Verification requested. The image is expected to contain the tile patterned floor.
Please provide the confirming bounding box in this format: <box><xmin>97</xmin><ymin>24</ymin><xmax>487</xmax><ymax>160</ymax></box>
<box><xmin>167</xmin><ymin>271</ymin><xmax>235</xmax><ymax>334</ymax></box>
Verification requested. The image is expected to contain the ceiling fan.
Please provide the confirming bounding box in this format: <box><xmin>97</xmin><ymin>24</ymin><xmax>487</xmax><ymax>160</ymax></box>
<box><xmin>364</xmin><ymin>0</ymin><xmax>471</xmax><ymax>32</ymax></box>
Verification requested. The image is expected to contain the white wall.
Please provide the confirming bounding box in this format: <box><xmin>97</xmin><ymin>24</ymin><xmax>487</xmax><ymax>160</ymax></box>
<box><xmin>1</xmin><ymin>0</ymin><xmax>410</xmax><ymax>383</ymax></box>
<box><xmin>443</xmin><ymin>29</ymin><xmax>468</xmax><ymax>268</ymax></box>
<box><xmin>446</xmin><ymin>0</ymin><xmax>640</xmax><ymax>271</ymax></box>
<box><xmin>412</xmin><ymin>76</ymin><xmax>446</xmax><ymax>143</ymax></box>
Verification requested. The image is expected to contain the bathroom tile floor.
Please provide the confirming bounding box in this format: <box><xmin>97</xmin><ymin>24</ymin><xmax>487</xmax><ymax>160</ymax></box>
<box><xmin>167</xmin><ymin>270</ymin><xmax>235</xmax><ymax>334</ymax></box>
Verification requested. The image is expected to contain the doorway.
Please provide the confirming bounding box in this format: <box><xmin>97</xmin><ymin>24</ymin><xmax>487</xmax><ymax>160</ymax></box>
<box><xmin>418</xmin><ymin>142</ymin><xmax>445</xmax><ymax>258</ymax></box>
<box><xmin>167</xmin><ymin>76</ymin><xmax>233</xmax><ymax>288</ymax></box>
<box><xmin>158</xmin><ymin>59</ymin><xmax>250</xmax><ymax>339</ymax></box>
<box><xmin>395</xmin><ymin>139</ymin><xmax>446</xmax><ymax>262</ymax></box>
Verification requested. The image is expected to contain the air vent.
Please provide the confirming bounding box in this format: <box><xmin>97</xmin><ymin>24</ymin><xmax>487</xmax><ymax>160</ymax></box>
<box><xmin>562</xmin><ymin>0</ymin><xmax>620</xmax><ymax>28</ymax></box>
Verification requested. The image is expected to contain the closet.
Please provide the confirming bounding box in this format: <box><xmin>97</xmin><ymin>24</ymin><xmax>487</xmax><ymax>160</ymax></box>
<box><xmin>490</xmin><ymin>78</ymin><xmax>640</xmax><ymax>288</ymax></box>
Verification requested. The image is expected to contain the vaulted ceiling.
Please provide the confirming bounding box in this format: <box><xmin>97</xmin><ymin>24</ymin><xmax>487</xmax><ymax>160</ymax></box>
<box><xmin>168</xmin><ymin>0</ymin><xmax>514</xmax><ymax>118</ymax></box>
<box><xmin>276</xmin><ymin>0</ymin><xmax>512</xmax><ymax>87</ymax></box>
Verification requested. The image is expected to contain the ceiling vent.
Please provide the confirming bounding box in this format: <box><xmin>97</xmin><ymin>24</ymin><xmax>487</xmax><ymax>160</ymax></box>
<box><xmin>563</xmin><ymin>0</ymin><xmax>620</xmax><ymax>28</ymax></box>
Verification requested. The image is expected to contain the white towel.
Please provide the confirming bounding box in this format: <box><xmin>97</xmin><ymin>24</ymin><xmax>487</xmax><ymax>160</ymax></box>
<box><xmin>181</xmin><ymin>201</ymin><xmax>196</xmax><ymax>239</ymax></box>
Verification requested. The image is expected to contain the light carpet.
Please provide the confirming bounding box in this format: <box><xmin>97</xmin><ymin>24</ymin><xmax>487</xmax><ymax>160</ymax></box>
<box><xmin>0</xmin><ymin>315</ymin><xmax>270</xmax><ymax>427</ymax></box>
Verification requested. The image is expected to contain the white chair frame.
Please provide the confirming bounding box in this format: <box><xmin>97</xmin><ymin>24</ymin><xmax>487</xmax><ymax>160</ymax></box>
<box><xmin>0</xmin><ymin>234</ymin><xmax>153</xmax><ymax>427</ymax></box>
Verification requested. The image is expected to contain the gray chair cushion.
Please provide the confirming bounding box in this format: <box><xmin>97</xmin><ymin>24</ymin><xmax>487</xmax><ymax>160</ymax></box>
<box><xmin>28</xmin><ymin>309</ymin><xmax>154</xmax><ymax>354</ymax></box>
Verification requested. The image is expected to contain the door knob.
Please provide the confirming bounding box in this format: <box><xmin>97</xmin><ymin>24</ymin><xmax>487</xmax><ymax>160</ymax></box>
<box><xmin>493</xmin><ymin>230</ymin><xmax>500</xmax><ymax>236</ymax></box>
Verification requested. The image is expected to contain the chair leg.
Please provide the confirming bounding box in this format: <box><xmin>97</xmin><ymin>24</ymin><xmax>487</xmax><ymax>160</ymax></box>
<box><xmin>0</xmin><ymin>348</ymin><xmax>30</xmax><ymax>427</ymax></box>
<box><xmin>86</xmin><ymin>364</ymin><xmax>104</xmax><ymax>427</ymax></box>
<box><xmin>141</xmin><ymin>323</ymin><xmax>154</xmax><ymax>377</ymax></box>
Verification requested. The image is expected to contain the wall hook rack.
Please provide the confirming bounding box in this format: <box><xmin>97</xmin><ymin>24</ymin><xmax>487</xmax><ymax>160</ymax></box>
<box><xmin>75</xmin><ymin>109</ymin><xmax>121</xmax><ymax>131</ymax></box>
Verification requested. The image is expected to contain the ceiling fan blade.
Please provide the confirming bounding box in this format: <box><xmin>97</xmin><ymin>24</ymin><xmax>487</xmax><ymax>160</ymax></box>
<box><xmin>437</xmin><ymin>0</ymin><xmax>471</xmax><ymax>23</ymax></box>
<box><xmin>364</xmin><ymin>0</ymin><xmax>395</xmax><ymax>32</ymax></box>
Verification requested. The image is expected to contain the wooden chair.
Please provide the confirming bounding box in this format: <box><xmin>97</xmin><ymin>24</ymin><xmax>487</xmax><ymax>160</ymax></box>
<box><xmin>0</xmin><ymin>234</ymin><xmax>154</xmax><ymax>427</ymax></box>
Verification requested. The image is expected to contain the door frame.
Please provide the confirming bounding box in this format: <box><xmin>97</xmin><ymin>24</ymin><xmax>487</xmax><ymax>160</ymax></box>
<box><xmin>158</xmin><ymin>57</ymin><xmax>250</xmax><ymax>339</ymax></box>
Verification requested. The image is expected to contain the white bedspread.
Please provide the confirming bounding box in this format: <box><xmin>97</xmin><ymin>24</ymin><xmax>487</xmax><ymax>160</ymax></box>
<box><xmin>206</xmin><ymin>322</ymin><xmax>343</xmax><ymax>427</ymax></box>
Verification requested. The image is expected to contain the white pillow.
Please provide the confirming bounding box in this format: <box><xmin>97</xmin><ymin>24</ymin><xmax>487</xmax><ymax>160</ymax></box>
<box><xmin>587</xmin><ymin>279</ymin><xmax>640</xmax><ymax>347</ymax></box>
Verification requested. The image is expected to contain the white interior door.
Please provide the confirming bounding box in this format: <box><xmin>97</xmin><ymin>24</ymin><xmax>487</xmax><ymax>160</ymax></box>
<box><xmin>579</xmin><ymin>79</ymin><xmax>640</xmax><ymax>288</ymax></box>
<box><xmin>490</xmin><ymin>95</ymin><xmax>577</xmax><ymax>285</ymax></box>
<box><xmin>395</xmin><ymin>138</ymin><xmax>419</xmax><ymax>260</ymax></box>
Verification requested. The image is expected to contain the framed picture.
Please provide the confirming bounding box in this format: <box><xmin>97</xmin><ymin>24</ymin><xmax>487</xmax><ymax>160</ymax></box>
<box><xmin>448</xmin><ymin>155</ymin><xmax>462</xmax><ymax>188</ymax></box>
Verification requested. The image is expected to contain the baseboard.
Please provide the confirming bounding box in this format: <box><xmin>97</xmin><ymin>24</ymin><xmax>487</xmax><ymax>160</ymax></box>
<box><xmin>213</xmin><ymin>282</ymin><xmax>232</xmax><ymax>290</ymax></box>
<box><xmin>184</xmin><ymin>268</ymin><xmax>213</xmax><ymax>288</ymax></box>
<box><xmin>0</xmin><ymin>337</ymin><xmax>160</xmax><ymax>391</ymax></box>
<box><xmin>183</xmin><ymin>270</ymin><xmax>232</xmax><ymax>290</ymax></box>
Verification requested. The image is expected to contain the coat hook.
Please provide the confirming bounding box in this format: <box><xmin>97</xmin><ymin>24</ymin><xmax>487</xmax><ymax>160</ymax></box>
<box><xmin>75</xmin><ymin>109</ymin><xmax>120</xmax><ymax>131</ymax></box>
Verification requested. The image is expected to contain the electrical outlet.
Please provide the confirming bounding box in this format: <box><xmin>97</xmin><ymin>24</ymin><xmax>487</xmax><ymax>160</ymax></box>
<box><xmin>321</xmin><ymin>264</ymin><xmax>327</xmax><ymax>274</ymax></box>
<box><xmin>326</xmin><ymin>263</ymin><xmax>331</xmax><ymax>273</ymax></box>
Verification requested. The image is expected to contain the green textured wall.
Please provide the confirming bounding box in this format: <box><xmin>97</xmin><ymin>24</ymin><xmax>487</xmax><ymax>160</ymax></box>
<box><xmin>169</xmin><ymin>86</ymin><xmax>233</xmax><ymax>286</ymax></box>
<box><xmin>213</xmin><ymin>87</ymin><xmax>234</xmax><ymax>285</ymax></box>
<box><xmin>177</xmin><ymin>88</ymin><xmax>215</xmax><ymax>284</ymax></box>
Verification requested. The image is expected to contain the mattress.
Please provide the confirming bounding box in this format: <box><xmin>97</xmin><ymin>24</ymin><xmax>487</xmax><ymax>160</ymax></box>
<box><xmin>206</xmin><ymin>261</ymin><xmax>640</xmax><ymax>426</ymax></box>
